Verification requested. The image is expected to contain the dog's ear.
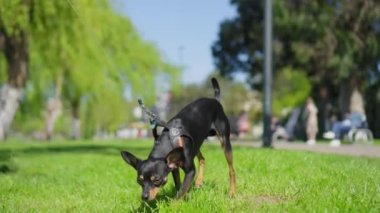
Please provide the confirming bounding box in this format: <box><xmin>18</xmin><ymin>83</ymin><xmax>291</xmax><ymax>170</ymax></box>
<box><xmin>165</xmin><ymin>147</ymin><xmax>184</xmax><ymax>170</ymax></box>
<box><xmin>121</xmin><ymin>151</ymin><xmax>141</xmax><ymax>170</ymax></box>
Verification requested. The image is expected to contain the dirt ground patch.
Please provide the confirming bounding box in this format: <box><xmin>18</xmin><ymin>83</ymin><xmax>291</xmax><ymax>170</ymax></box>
<box><xmin>243</xmin><ymin>194</ymin><xmax>287</xmax><ymax>208</ymax></box>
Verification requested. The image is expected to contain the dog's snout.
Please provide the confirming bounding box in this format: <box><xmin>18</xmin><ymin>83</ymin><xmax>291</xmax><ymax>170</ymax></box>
<box><xmin>142</xmin><ymin>192</ymin><xmax>149</xmax><ymax>201</ymax></box>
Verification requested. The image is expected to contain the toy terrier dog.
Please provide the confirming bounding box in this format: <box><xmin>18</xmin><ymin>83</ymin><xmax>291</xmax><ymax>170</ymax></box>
<box><xmin>121</xmin><ymin>78</ymin><xmax>236</xmax><ymax>201</ymax></box>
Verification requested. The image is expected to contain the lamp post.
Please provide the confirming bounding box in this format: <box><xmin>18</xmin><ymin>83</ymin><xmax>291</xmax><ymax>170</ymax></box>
<box><xmin>263</xmin><ymin>0</ymin><xmax>273</xmax><ymax>147</ymax></box>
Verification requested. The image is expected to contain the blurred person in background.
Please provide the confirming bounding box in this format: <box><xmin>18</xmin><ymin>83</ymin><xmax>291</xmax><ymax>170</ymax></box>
<box><xmin>324</xmin><ymin>89</ymin><xmax>367</xmax><ymax>146</ymax></box>
<box><xmin>237</xmin><ymin>110</ymin><xmax>251</xmax><ymax>138</ymax></box>
<box><xmin>305</xmin><ymin>97</ymin><xmax>318</xmax><ymax>145</ymax></box>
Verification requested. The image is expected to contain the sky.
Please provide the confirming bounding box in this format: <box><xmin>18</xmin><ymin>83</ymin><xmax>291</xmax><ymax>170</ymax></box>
<box><xmin>116</xmin><ymin>0</ymin><xmax>236</xmax><ymax>85</ymax></box>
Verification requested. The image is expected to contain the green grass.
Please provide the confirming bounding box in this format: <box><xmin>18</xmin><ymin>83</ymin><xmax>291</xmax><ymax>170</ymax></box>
<box><xmin>373</xmin><ymin>139</ymin><xmax>380</xmax><ymax>145</ymax></box>
<box><xmin>0</xmin><ymin>139</ymin><xmax>379</xmax><ymax>212</ymax></box>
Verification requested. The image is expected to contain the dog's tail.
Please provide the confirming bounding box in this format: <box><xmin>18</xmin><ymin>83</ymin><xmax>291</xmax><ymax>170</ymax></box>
<box><xmin>211</xmin><ymin>77</ymin><xmax>220</xmax><ymax>101</ymax></box>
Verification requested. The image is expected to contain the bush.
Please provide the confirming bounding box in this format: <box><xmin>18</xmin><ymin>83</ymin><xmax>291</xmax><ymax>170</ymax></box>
<box><xmin>273</xmin><ymin>67</ymin><xmax>311</xmax><ymax>116</ymax></box>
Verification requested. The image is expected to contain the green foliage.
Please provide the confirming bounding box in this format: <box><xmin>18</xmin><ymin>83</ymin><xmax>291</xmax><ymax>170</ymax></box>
<box><xmin>213</xmin><ymin>0</ymin><xmax>380</xmax><ymax>88</ymax></box>
<box><xmin>0</xmin><ymin>0</ymin><xmax>29</xmax><ymax>36</ymax></box>
<box><xmin>53</xmin><ymin>111</ymin><xmax>71</xmax><ymax>136</ymax></box>
<box><xmin>213</xmin><ymin>0</ymin><xmax>380</xmax><ymax>134</ymax></box>
<box><xmin>2</xmin><ymin>0</ymin><xmax>181</xmax><ymax>137</ymax></box>
<box><xmin>0</xmin><ymin>52</ymin><xmax>7</xmax><ymax>83</ymax></box>
<box><xmin>12</xmin><ymin>114</ymin><xmax>44</xmax><ymax>135</ymax></box>
<box><xmin>273</xmin><ymin>67</ymin><xmax>311</xmax><ymax>116</ymax></box>
<box><xmin>0</xmin><ymin>140</ymin><xmax>379</xmax><ymax>211</ymax></box>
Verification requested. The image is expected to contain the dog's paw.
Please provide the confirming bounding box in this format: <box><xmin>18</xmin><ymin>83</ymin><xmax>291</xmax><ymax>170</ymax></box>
<box><xmin>195</xmin><ymin>178</ymin><xmax>203</xmax><ymax>188</ymax></box>
<box><xmin>229</xmin><ymin>190</ymin><xmax>236</xmax><ymax>198</ymax></box>
<box><xmin>195</xmin><ymin>174</ymin><xmax>204</xmax><ymax>188</ymax></box>
<box><xmin>195</xmin><ymin>182</ymin><xmax>203</xmax><ymax>189</ymax></box>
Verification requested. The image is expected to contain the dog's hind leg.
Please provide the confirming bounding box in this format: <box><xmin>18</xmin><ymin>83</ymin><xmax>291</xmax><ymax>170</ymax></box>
<box><xmin>195</xmin><ymin>151</ymin><xmax>205</xmax><ymax>188</ymax></box>
<box><xmin>223</xmin><ymin>135</ymin><xmax>236</xmax><ymax>197</ymax></box>
<box><xmin>215</xmin><ymin>115</ymin><xmax>236</xmax><ymax>197</ymax></box>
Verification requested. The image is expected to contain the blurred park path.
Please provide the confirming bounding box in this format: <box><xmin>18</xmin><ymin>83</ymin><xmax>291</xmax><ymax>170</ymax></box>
<box><xmin>229</xmin><ymin>141</ymin><xmax>380</xmax><ymax>158</ymax></box>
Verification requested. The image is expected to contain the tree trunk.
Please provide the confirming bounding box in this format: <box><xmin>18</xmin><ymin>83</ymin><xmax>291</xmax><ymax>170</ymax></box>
<box><xmin>339</xmin><ymin>75</ymin><xmax>361</xmax><ymax>115</ymax></box>
<box><xmin>70</xmin><ymin>100</ymin><xmax>81</xmax><ymax>140</ymax></box>
<box><xmin>44</xmin><ymin>75</ymin><xmax>63</xmax><ymax>140</ymax></box>
<box><xmin>44</xmin><ymin>97</ymin><xmax>62</xmax><ymax>140</ymax></box>
<box><xmin>0</xmin><ymin>32</ymin><xmax>28</xmax><ymax>140</ymax></box>
<box><xmin>365</xmin><ymin>83</ymin><xmax>380</xmax><ymax>138</ymax></box>
<box><xmin>316</xmin><ymin>85</ymin><xmax>332</xmax><ymax>138</ymax></box>
<box><xmin>0</xmin><ymin>85</ymin><xmax>24</xmax><ymax>139</ymax></box>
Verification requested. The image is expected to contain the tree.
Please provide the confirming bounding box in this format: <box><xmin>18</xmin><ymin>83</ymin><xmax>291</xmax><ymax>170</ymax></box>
<box><xmin>1</xmin><ymin>0</ymin><xmax>181</xmax><ymax>140</ymax></box>
<box><xmin>0</xmin><ymin>0</ymin><xmax>32</xmax><ymax>140</ymax></box>
<box><xmin>213</xmin><ymin>0</ymin><xmax>380</xmax><ymax>135</ymax></box>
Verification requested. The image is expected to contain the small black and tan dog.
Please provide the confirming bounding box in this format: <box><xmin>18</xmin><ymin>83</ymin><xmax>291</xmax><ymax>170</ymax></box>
<box><xmin>121</xmin><ymin>78</ymin><xmax>236</xmax><ymax>201</ymax></box>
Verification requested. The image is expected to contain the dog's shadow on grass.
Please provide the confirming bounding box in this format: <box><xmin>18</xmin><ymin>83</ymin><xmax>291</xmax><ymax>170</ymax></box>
<box><xmin>131</xmin><ymin>187</ymin><xmax>178</xmax><ymax>212</ymax></box>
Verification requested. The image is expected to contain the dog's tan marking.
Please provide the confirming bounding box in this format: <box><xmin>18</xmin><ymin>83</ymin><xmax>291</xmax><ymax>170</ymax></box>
<box><xmin>195</xmin><ymin>151</ymin><xmax>205</xmax><ymax>188</ymax></box>
<box><xmin>216</xmin><ymin>129</ymin><xmax>236</xmax><ymax>197</ymax></box>
<box><xmin>226</xmin><ymin>150</ymin><xmax>236</xmax><ymax>197</ymax></box>
<box><xmin>148</xmin><ymin>187</ymin><xmax>160</xmax><ymax>200</ymax></box>
<box><xmin>178</xmin><ymin>136</ymin><xmax>184</xmax><ymax>147</ymax></box>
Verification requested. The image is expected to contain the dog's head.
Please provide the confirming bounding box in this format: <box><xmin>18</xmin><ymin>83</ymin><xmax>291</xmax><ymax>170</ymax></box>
<box><xmin>120</xmin><ymin>147</ymin><xmax>184</xmax><ymax>201</ymax></box>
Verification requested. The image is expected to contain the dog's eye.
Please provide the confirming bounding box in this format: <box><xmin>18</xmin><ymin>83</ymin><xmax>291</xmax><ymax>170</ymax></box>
<box><xmin>137</xmin><ymin>175</ymin><xmax>144</xmax><ymax>185</ymax></box>
<box><xmin>150</xmin><ymin>176</ymin><xmax>161</xmax><ymax>186</ymax></box>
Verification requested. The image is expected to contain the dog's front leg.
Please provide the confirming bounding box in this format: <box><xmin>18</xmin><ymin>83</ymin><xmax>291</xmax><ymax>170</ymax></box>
<box><xmin>172</xmin><ymin>168</ymin><xmax>181</xmax><ymax>190</ymax></box>
<box><xmin>175</xmin><ymin>162</ymin><xmax>195</xmax><ymax>199</ymax></box>
<box><xmin>168</xmin><ymin>137</ymin><xmax>196</xmax><ymax>199</ymax></box>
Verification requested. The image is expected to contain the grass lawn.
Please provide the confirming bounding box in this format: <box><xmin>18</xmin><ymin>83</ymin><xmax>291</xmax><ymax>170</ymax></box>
<box><xmin>0</xmin><ymin>139</ymin><xmax>379</xmax><ymax>212</ymax></box>
<box><xmin>373</xmin><ymin>139</ymin><xmax>380</xmax><ymax>145</ymax></box>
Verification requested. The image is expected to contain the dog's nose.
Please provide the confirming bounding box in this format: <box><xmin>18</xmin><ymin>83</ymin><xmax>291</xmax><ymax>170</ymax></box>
<box><xmin>142</xmin><ymin>192</ymin><xmax>149</xmax><ymax>201</ymax></box>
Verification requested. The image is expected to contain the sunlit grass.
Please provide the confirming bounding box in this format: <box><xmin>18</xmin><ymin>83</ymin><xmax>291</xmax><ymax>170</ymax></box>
<box><xmin>0</xmin><ymin>139</ymin><xmax>379</xmax><ymax>212</ymax></box>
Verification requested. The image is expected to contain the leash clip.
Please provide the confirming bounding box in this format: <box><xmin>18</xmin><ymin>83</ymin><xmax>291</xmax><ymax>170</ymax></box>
<box><xmin>149</xmin><ymin>118</ymin><xmax>157</xmax><ymax>129</ymax></box>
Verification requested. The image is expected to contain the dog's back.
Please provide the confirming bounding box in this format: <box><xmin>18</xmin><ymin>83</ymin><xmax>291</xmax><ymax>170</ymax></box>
<box><xmin>167</xmin><ymin>77</ymin><xmax>223</xmax><ymax>141</ymax></box>
<box><xmin>170</xmin><ymin>77</ymin><xmax>221</xmax><ymax>125</ymax></box>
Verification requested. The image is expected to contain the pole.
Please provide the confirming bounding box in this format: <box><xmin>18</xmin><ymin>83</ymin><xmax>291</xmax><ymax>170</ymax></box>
<box><xmin>263</xmin><ymin>0</ymin><xmax>273</xmax><ymax>147</ymax></box>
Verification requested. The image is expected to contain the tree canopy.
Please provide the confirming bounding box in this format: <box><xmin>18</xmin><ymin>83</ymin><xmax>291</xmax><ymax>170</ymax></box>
<box><xmin>1</xmin><ymin>0</ymin><xmax>181</xmax><ymax>138</ymax></box>
<box><xmin>212</xmin><ymin>0</ymin><xmax>380</xmax><ymax>136</ymax></box>
<box><xmin>213</xmin><ymin>0</ymin><xmax>380</xmax><ymax>89</ymax></box>
<box><xmin>212</xmin><ymin>0</ymin><xmax>380</xmax><ymax>86</ymax></box>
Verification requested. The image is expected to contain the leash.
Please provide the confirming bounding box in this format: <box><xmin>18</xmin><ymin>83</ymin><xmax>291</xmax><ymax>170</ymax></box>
<box><xmin>138</xmin><ymin>99</ymin><xmax>187</xmax><ymax>149</ymax></box>
<box><xmin>138</xmin><ymin>99</ymin><xmax>169</xmax><ymax>128</ymax></box>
